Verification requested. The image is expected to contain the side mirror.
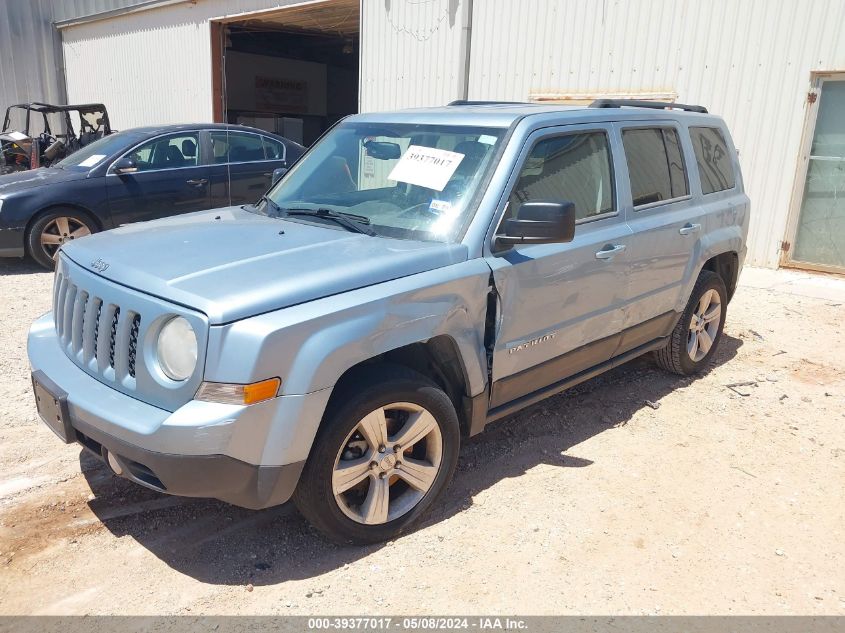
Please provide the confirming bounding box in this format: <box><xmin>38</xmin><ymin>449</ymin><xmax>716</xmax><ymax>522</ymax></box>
<box><xmin>271</xmin><ymin>167</ymin><xmax>288</xmax><ymax>185</ymax></box>
<box><xmin>496</xmin><ymin>201</ymin><xmax>576</xmax><ymax>246</ymax></box>
<box><xmin>112</xmin><ymin>156</ymin><xmax>137</xmax><ymax>175</ymax></box>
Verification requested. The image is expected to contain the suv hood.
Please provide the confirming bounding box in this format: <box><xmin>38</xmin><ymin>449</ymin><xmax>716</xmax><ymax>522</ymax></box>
<box><xmin>0</xmin><ymin>167</ymin><xmax>87</xmax><ymax>194</ymax></box>
<box><xmin>61</xmin><ymin>207</ymin><xmax>468</xmax><ymax>324</ymax></box>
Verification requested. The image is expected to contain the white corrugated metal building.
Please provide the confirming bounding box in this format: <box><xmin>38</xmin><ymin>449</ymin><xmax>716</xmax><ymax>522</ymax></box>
<box><xmin>24</xmin><ymin>0</ymin><xmax>845</xmax><ymax>270</ymax></box>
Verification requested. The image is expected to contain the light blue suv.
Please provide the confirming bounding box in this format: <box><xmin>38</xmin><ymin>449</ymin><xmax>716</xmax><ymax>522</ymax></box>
<box><xmin>28</xmin><ymin>100</ymin><xmax>749</xmax><ymax>543</ymax></box>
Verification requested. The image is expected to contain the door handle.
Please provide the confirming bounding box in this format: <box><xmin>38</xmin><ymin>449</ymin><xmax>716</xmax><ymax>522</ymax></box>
<box><xmin>595</xmin><ymin>244</ymin><xmax>626</xmax><ymax>259</ymax></box>
<box><xmin>186</xmin><ymin>178</ymin><xmax>208</xmax><ymax>186</ymax></box>
<box><xmin>263</xmin><ymin>172</ymin><xmax>272</xmax><ymax>178</ymax></box>
<box><xmin>679</xmin><ymin>222</ymin><xmax>701</xmax><ymax>235</ymax></box>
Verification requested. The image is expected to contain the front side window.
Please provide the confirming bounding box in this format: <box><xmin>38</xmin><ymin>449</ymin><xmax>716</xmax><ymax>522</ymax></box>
<box><xmin>126</xmin><ymin>133</ymin><xmax>199</xmax><ymax>171</ymax></box>
<box><xmin>509</xmin><ymin>131</ymin><xmax>615</xmax><ymax>222</ymax></box>
<box><xmin>209</xmin><ymin>131</ymin><xmax>266</xmax><ymax>164</ymax></box>
<box><xmin>690</xmin><ymin>126</ymin><xmax>735</xmax><ymax>194</ymax></box>
<box><xmin>259</xmin><ymin>122</ymin><xmax>506</xmax><ymax>242</ymax></box>
<box><xmin>622</xmin><ymin>127</ymin><xmax>689</xmax><ymax>206</ymax></box>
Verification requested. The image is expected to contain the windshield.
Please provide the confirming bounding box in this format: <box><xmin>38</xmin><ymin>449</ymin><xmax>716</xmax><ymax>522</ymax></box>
<box><xmin>259</xmin><ymin>121</ymin><xmax>506</xmax><ymax>242</ymax></box>
<box><xmin>56</xmin><ymin>131</ymin><xmax>143</xmax><ymax>170</ymax></box>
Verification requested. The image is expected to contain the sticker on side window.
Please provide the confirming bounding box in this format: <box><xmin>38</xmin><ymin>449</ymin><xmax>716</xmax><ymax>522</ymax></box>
<box><xmin>388</xmin><ymin>145</ymin><xmax>464</xmax><ymax>192</ymax></box>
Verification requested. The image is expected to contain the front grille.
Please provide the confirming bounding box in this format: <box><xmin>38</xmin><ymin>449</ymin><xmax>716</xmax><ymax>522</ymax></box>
<box><xmin>128</xmin><ymin>314</ymin><xmax>141</xmax><ymax>378</ymax></box>
<box><xmin>54</xmin><ymin>271</ymin><xmax>141</xmax><ymax>385</ymax></box>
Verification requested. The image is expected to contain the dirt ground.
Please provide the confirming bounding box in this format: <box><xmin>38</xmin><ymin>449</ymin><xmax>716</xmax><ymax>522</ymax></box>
<box><xmin>0</xmin><ymin>257</ymin><xmax>843</xmax><ymax>616</ymax></box>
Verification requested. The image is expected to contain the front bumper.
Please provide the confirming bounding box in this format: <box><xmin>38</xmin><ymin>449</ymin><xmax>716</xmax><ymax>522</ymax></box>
<box><xmin>28</xmin><ymin>312</ymin><xmax>330</xmax><ymax>509</ymax></box>
<box><xmin>71</xmin><ymin>413</ymin><xmax>303</xmax><ymax>509</ymax></box>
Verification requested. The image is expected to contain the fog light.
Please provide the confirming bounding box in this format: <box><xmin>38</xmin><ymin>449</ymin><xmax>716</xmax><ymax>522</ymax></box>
<box><xmin>106</xmin><ymin>451</ymin><xmax>124</xmax><ymax>476</ymax></box>
<box><xmin>195</xmin><ymin>378</ymin><xmax>281</xmax><ymax>405</ymax></box>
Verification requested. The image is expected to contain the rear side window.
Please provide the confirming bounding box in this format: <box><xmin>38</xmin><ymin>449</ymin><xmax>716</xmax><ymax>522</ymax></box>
<box><xmin>209</xmin><ymin>131</ymin><xmax>266</xmax><ymax>164</ymax></box>
<box><xmin>263</xmin><ymin>136</ymin><xmax>286</xmax><ymax>161</ymax></box>
<box><xmin>690</xmin><ymin>127</ymin><xmax>736</xmax><ymax>193</ymax></box>
<box><xmin>622</xmin><ymin>127</ymin><xmax>689</xmax><ymax>206</ymax></box>
<box><xmin>510</xmin><ymin>131</ymin><xmax>615</xmax><ymax>221</ymax></box>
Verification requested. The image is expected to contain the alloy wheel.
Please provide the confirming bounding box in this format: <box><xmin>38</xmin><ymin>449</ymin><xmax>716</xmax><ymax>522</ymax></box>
<box><xmin>332</xmin><ymin>402</ymin><xmax>443</xmax><ymax>525</ymax></box>
<box><xmin>687</xmin><ymin>288</ymin><xmax>722</xmax><ymax>362</ymax></box>
<box><xmin>40</xmin><ymin>216</ymin><xmax>91</xmax><ymax>261</ymax></box>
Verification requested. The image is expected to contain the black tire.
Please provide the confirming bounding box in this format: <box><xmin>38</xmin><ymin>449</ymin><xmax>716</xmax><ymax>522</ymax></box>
<box><xmin>654</xmin><ymin>270</ymin><xmax>728</xmax><ymax>375</ymax></box>
<box><xmin>27</xmin><ymin>209</ymin><xmax>98</xmax><ymax>270</ymax></box>
<box><xmin>293</xmin><ymin>364</ymin><xmax>460</xmax><ymax>544</ymax></box>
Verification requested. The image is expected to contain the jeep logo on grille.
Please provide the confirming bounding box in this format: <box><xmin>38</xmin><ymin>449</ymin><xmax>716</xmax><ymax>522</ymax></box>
<box><xmin>90</xmin><ymin>258</ymin><xmax>110</xmax><ymax>273</ymax></box>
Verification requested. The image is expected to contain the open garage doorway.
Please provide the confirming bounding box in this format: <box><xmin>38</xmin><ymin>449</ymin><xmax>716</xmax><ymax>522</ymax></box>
<box><xmin>212</xmin><ymin>0</ymin><xmax>359</xmax><ymax>147</ymax></box>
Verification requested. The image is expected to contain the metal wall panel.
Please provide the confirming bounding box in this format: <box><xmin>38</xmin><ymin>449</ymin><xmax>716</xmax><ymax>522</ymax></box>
<box><xmin>468</xmin><ymin>0</ymin><xmax>845</xmax><ymax>267</ymax></box>
<box><xmin>0</xmin><ymin>0</ymin><xmax>148</xmax><ymax>128</ymax></box>
<box><xmin>0</xmin><ymin>0</ymin><xmax>65</xmax><ymax>128</ymax></box>
<box><xmin>59</xmin><ymin>0</ymin><xmax>341</xmax><ymax>130</ymax></box>
<box><xmin>360</xmin><ymin>0</ymin><xmax>466</xmax><ymax>111</ymax></box>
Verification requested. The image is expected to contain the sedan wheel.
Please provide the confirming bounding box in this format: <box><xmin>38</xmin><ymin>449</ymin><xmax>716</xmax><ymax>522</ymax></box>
<box><xmin>27</xmin><ymin>211</ymin><xmax>97</xmax><ymax>269</ymax></box>
<box><xmin>40</xmin><ymin>216</ymin><xmax>92</xmax><ymax>261</ymax></box>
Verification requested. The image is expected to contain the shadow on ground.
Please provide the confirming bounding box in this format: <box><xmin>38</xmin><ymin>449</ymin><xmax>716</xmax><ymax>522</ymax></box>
<box><xmin>82</xmin><ymin>334</ymin><xmax>742</xmax><ymax>586</ymax></box>
<box><xmin>0</xmin><ymin>256</ymin><xmax>46</xmax><ymax>276</ymax></box>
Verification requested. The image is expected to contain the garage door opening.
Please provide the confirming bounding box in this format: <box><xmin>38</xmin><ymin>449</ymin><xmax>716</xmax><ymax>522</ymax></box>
<box><xmin>212</xmin><ymin>0</ymin><xmax>359</xmax><ymax>147</ymax></box>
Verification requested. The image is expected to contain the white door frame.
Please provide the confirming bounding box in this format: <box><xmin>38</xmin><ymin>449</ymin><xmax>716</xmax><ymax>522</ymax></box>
<box><xmin>781</xmin><ymin>71</ymin><xmax>845</xmax><ymax>274</ymax></box>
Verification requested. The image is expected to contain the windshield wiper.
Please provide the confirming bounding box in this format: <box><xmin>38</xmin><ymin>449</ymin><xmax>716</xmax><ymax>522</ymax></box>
<box><xmin>282</xmin><ymin>207</ymin><xmax>377</xmax><ymax>236</ymax></box>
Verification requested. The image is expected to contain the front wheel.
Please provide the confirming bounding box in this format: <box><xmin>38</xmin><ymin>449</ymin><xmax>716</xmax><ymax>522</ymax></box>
<box><xmin>294</xmin><ymin>366</ymin><xmax>460</xmax><ymax>544</ymax></box>
<box><xmin>27</xmin><ymin>210</ymin><xmax>97</xmax><ymax>269</ymax></box>
<box><xmin>655</xmin><ymin>270</ymin><xmax>728</xmax><ymax>375</ymax></box>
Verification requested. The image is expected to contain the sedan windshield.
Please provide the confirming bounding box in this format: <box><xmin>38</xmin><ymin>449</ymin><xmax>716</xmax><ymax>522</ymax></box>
<box><xmin>258</xmin><ymin>122</ymin><xmax>506</xmax><ymax>242</ymax></box>
<box><xmin>56</xmin><ymin>131</ymin><xmax>145</xmax><ymax>170</ymax></box>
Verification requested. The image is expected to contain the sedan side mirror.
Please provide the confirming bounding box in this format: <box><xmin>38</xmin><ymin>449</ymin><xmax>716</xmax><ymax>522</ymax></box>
<box><xmin>496</xmin><ymin>201</ymin><xmax>576</xmax><ymax>246</ymax></box>
<box><xmin>271</xmin><ymin>167</ymin><xmax>288</xmax><ymax>185</ymax></box>
<box><xmin>112</xmin><ymin>156</ymin><xmax>138</xmax><ymax>175</ymax></box>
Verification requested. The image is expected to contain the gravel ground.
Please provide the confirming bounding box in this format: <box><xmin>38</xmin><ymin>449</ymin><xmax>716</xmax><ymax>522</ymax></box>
<box><xmin>0</xmin><ymin>257</ymin><xmax>843</xmax><ymax>615</ymax></box>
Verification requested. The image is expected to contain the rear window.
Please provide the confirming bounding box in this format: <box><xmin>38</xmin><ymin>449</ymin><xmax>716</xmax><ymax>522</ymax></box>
<box><xmin>690</xmin><ymin>126</ymin><xmax>736</xmax><ymax>194</ymax></box>
<box><xmin>622</xmin><ymin>127</ymin><xmax>689</xmax><ymax>206</ymax></box>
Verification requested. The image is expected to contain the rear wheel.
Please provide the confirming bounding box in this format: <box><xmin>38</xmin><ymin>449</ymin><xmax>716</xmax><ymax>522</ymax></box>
<box><xmin>294</xmin><ymin>365</ymin><xmax>460</xmax><ymax>544</ymax></box>
<box><xmin>27</xmin><ymin>210</ymin><xmax>97</xmax><ymax>270</ymax></box>
<box><xmin>655</xmin><ymin>270</ymin><xmax>727</xmax><ymax>375</ymax></box>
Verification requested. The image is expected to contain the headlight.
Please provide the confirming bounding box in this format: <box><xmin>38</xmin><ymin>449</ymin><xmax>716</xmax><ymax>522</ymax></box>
<box><xmin>156</xmin><ymin>316</ymin><xmax>197</xmax><ymax>381</ymax></box>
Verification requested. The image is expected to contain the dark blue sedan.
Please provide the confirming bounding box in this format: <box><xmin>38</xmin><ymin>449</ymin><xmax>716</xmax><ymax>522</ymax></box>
<box><xmin>0</xmin><ymin>123</ymin><xmax>304</xmax><ymax>268</ymax></box>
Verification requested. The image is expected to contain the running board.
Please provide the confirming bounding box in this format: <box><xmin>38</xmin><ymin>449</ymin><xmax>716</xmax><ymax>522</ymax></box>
<box><xmin>486</xmin><ymin>337</ymin><xmax>668</xmax><ymax>424</ymax></box>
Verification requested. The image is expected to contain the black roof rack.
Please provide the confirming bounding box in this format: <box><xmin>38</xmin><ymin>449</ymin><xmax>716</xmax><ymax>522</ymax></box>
<box><xmin>589</xmin><ymin>99</ymin><xmax>708</xmax><ymax>114</ymax></box>
<box><xmin>447</xmin><ymin>100</ymin><xmax>531</xmax><ymax>106</ymax></box>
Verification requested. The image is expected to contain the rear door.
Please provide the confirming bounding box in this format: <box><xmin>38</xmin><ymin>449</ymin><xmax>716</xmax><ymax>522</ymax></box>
<box><xmin>616</xmin><ymin>122</ymin><xmax>704</xmax><ymax>352</ymax></box>
<box><xmin>485</xmin><ymin>124</ymin><xmax>633</xmax><ymax>409</ymax></box>
<box><xmin>106</xmin><ymin>131</ymin><xmax>210</xmax><ymax>224</ymax></box>
<box><xmin>206</xmin><ymin>130</ymin><xmax>288</xmax><ymax>207</ymax></box>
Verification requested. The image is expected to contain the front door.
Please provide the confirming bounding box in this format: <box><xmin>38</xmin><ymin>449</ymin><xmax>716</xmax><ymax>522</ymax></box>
<box><xmin>787</xmin><ymin>76</ymin><xmax>845</xmax><ymax>272</ymax></box>
<box><xmin>485</xmin><ymin>125</ymin><xmax>632</xmax><ymax>410</ymax></box>
<box><xmin>106</xmin><ymin>131</ymin><xmax>210</xmax><ymax>225</ymax></box>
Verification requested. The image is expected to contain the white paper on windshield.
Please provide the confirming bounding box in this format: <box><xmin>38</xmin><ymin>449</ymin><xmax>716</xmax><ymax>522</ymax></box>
<box><xmin>388</xmin><ymin>145</ymin><xmax>465</xmax><ymax>191</ymax></box>
<box><xmin>78</xmin><ymin>154</ymin><xmax>106</xmax><ymax>167</ymax></box>
<box><xmin>6</xmin><ymin>131</ymin><xmax>27</xmax><ymax>141</ymax></box>
<box><xmin>478</xmin><ymin>134</ymin><xmax>497</xmax><ymax>145</ymax></box>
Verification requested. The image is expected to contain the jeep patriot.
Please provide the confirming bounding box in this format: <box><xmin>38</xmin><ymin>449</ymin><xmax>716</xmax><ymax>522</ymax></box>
<box><xmin>28</xmin><ymin>100</ymin><xmax>749</xmax><ymax>543</ymax></box>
